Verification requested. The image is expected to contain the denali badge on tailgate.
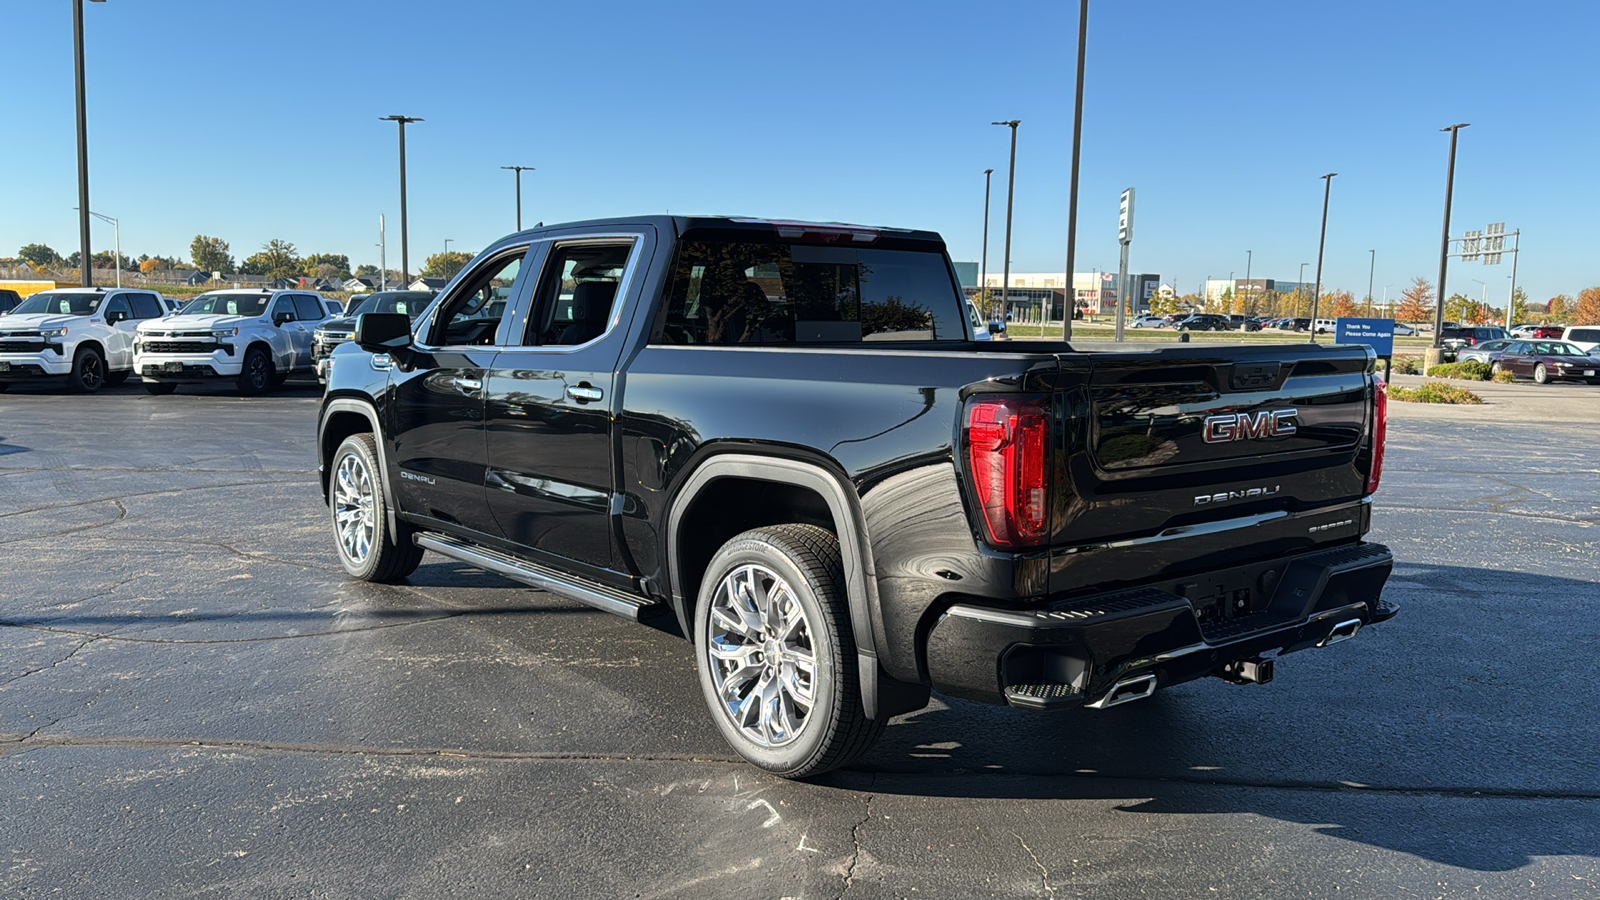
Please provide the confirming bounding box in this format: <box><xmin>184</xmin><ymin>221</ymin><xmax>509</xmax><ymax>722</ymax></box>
<box><xmin>1201</xmin><ymin>409</ymin><xmax>1298</xmax><ymax>443</ymax></box>
<box><xmin>1195</xmin><ymin>484</ymin><xmax>1280</xmax><ymax>506</ymax></box>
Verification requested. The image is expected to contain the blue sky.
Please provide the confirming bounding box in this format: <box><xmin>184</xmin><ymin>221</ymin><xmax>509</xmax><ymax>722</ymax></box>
<box><xmin>4</xmin><ymin>0</ymin><xmax>1595</xmax><ymax>303</ymax></box>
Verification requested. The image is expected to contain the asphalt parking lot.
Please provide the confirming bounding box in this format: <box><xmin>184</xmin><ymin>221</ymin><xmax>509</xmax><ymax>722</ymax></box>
<box><xmin>2</xmin><ymin>375</ymin><xmax>1598</xmax><ymax>898</ymax></box>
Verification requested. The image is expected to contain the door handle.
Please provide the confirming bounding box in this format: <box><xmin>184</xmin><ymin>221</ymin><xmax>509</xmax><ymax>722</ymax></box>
<box><xmin>454</xmin><ymin>377</ymin><xmax>483</xmax><ymax>393</ymax></box>
<box><xmin>566</xmin><ymin>384</ymin><xmax>603</xmax><ymax>403</ymax></box>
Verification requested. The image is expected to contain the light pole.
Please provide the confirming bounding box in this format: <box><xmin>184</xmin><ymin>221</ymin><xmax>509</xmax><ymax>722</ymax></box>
<box><xmin>992</xmin><ymin>120</ymin><xmax>1020</xmax><ymax>326</ymax></box>
<box><xmin>378</xmin><ymin>215</ymin><xmax>387</xmax><ymax>290</ymax></box>
<box><xmin>980</xmin><ymin>168</ymin><xmax>993</xmax><ymax>321</ymax></box>
<box><xmin>1366</xmin><ymin>249</ymin><xmax>1376</xmax><ymax>316</ymax></box>
<box><xmin>1310</xmin><ymin>173</ymin><xmax>1336</xmax><ymax>343</ymax></box>
<box><xmin>1243</xmin><ymin>250</ymin><xmax>1252</xmax><ymax>314</ymax></box>
<box><xmin>501</xmin><ymin>165</ymin><xmax>534</xmax><ymax>231</ymax></box>
<box><xmin>73</xmin><ymin>208</ymin><xmax>118</xmax><ymax>287</ymax></box>
<box><xmin>1062</xmin><ymin>0</ymin><xmax>1089</xmax><ymax>340</ymax></box>
<box><xmin>1383</xmin><ymin>283</ymin><xmax>1394</xmax><ymax>317</ymax></box>
<box><xmin>1434</xmin><ymin>124</ymin><xmax>1470</xmax><ymax>347</ymax></box>
<box><xmin>74</xmin><ymin>0</ymin><xmax>107</xmax><ymax>287</ymax></box>
<box><xmin>1298</xmin><ymin>262</ymin><xmax>1309</xmax><ymax>315</ymax></box>
<box><xmin>381</xmin><ymin>115</ymin><xmax>423</xmax><ymax>286</ymax></box>
<box><xmin>443</xmin><ymin>239</ymin><xmax>454</xmax><ymax>280</ymax></box>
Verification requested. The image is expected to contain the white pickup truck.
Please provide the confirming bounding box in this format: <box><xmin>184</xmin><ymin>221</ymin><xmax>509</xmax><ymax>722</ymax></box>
<box><xmin>133</xmin><ymin>288</ymin><xmax>330</xmax><ymax>395</ymax></box>
<box><xmin>0</xmin><ymin>287</ymin><xmax>169</xmax><ymax>393</ymax></box>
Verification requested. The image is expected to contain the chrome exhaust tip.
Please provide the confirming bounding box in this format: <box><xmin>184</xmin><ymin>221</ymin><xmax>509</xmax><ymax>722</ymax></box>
<box><xmin>1318</xmin><ymin>618</ymin><xmax>1363</xmax><ymax>648</ymax></box>
<box><xmin>1087</xmin><ymin>673</ymin><xmax>1157</xmax><ymax>709</ymax></box>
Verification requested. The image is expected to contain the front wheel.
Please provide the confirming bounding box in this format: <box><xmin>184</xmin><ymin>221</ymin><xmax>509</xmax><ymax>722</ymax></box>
<box><xmin>694</xmin><ymin>524</ymin><xmax>885</xmax><ymax>778</ymax></box>
<box><xmin>1534</xmin><ymin>363</ymin><xmax>1549</xmax><ymax>385</ymax></box>
<box><xmin>66</xmin><ymin>346</ymin><xmax>106</xmax><ymax>393</ymax></box>
<box><xmin>330</xmin><ymin>432</ymin><xmax>422</xmax><ymax>582</ymax></box>
<box><xmin>236</xmin><ymin>346</ymin><xmax>273</xmax><ymax>395</ymax></box>
<box><xmin>1490</xmin><ymin>362</ymin><xmax>1503</xmax><ymax>376</ymax></box>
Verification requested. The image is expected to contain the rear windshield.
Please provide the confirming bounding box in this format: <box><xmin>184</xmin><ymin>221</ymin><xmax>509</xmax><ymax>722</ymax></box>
<box><xmin>181</xmin><ymin>293</ymin><xmax>269</xmax><ymax>316</ymax></box>
<box><xmin>13</xmin><ymin>292</ymin><xmax>102</xmax><ymax>316</ymax></box>
<box><xmin>1568</xmin><ymin>328</ymin><xmax>1600</xmax><ymax>343</ymax></box>
<box><xmin>653</xmin><ymin>240</ymin><xmax>965</xmax><ymax>344</ymax></box>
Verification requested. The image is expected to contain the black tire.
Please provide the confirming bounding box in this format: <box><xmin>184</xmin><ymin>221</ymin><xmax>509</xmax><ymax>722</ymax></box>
<box><xmin>329</xmin><ymin>432</ymin><xmax>422</xmax><ymax>582</ymax></box>
<box><xmin>66</xmin><ymin>346</ymin><xmax>107</xmax><ymax>393</ymax></box>
<box><xmin>1490</xmin><ymin>362</ymin><xmax>1503</xmax><ymax>376</ymax></box>
<box><xmin>143</xmin><ymin>381</ymin><xmax>178</xmax><ymax>395</ymax></box>
<box><xmin>1534</xmin><ymin>363</ymin><xmax>1549</xmax><ymax>385</ymax></box>
<box><xmin>694</xmin><ymin>524</ymin><xmax>885</xmax><ymax>778</ymax></box>
<box><xmin>104</xmin><ymin>369</ymin><xmax>129</xmax><ymax>386</ymax></box>
<box><xmin>237</xmin><ymin>346</ymin><xmax>273</xmax><ymax>395</ymax></box>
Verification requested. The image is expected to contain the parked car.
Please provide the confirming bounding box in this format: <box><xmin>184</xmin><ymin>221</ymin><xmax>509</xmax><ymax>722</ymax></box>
<box><xmin>316</xmin><ymin>214</ymin><xmax>1395</xmax><ymax>777</ymax></box>
<box><xmin>1391</xmin><ymin>323</ymin><xmax>1416</xmax><ymax>336</ymax></box>
<box><xmin>312</xmin><ymin>290</ymin><xmax>434</xmax><ymax>383</ymax></box>
<box><xmin>1454</xmin><ymin>339</ymin><xmax>1516</xmax><ymax>366</ymax></box>
<box><xmin>159</xmin><ymin>296</ymin><xmax>185</xmax><ymax>315</ymax></box>
<box><xmin>1130</xmin><ymin>314</ymin><xmax>1168</xmax><ymax>328</ymax></box>
<box><xmin>133</xmin><ymin>288</ymin><xmax>330</xmax><ymax>395</ymax></box>
<box><xmin>322</xmin><ymin>297</ymin><xmax>344</xmax><ymax>317</ymax></box>
<box><xmin>1492</xmin><ymin>340</ymin><xmax>1600</xmax><ymax>385</ymax></box>
<box><xmin>1439</xmin><ymin>326</ymin><xmax>1508</xmax><ymax>359</ymax></box>
<box><xmin>1281</xmin><ymin>318</ymin><xmax>1311</xmax><ymax>332</ymax></box>
<box><xmin>1560</xmin><ymin>325</ymin><xmax>1600</xmax><ymax>354</ymax></box>
<box><xmin>0</xmin><ymin>287</ymin><xmax>168</xmax><ymax>392</ymax></box>
<box><xmin>1313</xmin><ymin>318</ymin><xmax>1337</xmax><ymax>334</ymax></box>
<box><xmin>0</xmin><ymin>289</ymin><xmax>21</xmax><ymax>315</ymax></box>
<box><xmin>966</xmin><ymin>301</ymin><xmax>991</xmax><ymax>341</ymax></box>
<box><xmin>1175</xmin><ymin>313</ymin><xmax>1231</xmax><ymax>331</ymax></box>
<box><xmin>1223</xmin><ymin>314</ymin><xmax>1261</xmax><ymax>332</ymax></box>
<box><xmin>343</xmin><ymin>294</ymin><xmax>370</xmax><ymax>315</ymax></box>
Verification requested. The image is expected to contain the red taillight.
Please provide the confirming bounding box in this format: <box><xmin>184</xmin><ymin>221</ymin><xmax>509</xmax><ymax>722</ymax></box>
<box><xmin>1367</xmin><ymin>379</ymin><xmax>1388</xmax><ymax>494</ymax></box>
<box><xmin>966</xmin><ymin>398</ymin><xmax>1050</xmax><ymax>547</ymax></box>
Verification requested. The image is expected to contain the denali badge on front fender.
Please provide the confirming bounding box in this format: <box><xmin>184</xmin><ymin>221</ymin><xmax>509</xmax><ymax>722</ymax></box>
<box><xmin>1195</xmin><ymin>485</ymin><xmax>1280</xmax><ymax>506</ymax></box>
<box><xmin>1202</xmin><ymin>408</ymin><xmax>1298</xmax><ymax>443</ymax></box>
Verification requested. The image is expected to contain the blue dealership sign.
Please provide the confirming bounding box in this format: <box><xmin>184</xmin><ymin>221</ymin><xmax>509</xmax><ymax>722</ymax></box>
<box><xmin>1334</xmin><ymin>317</ymin><xmax>1395</xmax><ymax>357</ymax></box>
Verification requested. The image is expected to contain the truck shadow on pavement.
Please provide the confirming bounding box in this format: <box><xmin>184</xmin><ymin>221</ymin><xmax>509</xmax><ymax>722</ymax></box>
<box><xmin>822</xmin><ymin>561</ymin><xmax>1600</xmax><ymax>872</ymax></box>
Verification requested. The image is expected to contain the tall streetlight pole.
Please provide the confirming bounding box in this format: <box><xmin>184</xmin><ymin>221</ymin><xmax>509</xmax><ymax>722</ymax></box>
<box><xmin>1433</xmin><ymin>124</ymin><xmax>1470</xmax><ymax>347</ymax></box>
<box><xmin>74</xmin><ymin>208</ymin><xmax>118</xmax><ymax>287</ymax></box>
<box><xmin>444</xmin><ymin>238</ymin><xmax>454</xmax><ymax>276</ymax></box>
<box><xmin>980</xmin><ymin>168</ymin><xmax>993</xmax><ymax>321</ymax></box>
<box><xmin>381</xmin><ymin>115</ymin><xmax>423</xmax><ymax>286</ymax></box>
<box><xmin>378</xmin><ymin>215</ymin><xmax>387</xmax><ymax>291</ymax></box>
<box><xmin>1309</xmin><ymin>173</ymin><xmax>1336</xmax><ymax>343</ymax></box>
<box><xmin>1471</xmin><ymin>278</ymin><xmax>1487</xmax><ymax>321</ymax></box>
<box><xmin>1062</xmin><ymin>0</ymin><xmax>1089</xmax><ymax>340</ymax></box>
<box><xmin>1243</xmin><ymin>249</ymin><xmax>1252</xmax><ymax>314</ymax></box>
<box><xmin>501</xmin><ymin>165</ymin><xmax>534</xmax><ymax>231</ymax></box>
<box><xmin>1366</xmin><ymin>249</ymin><xmax>1376</xmax><ymax>316</ymax></box>
<box><xmin>74</xmin><ymin>0</ymin><xmax>106</xmax><ymax>287</ymax></box>
<box><xmin>992</xmin><ymin>120</ymin><xmax>1021</xmax><ymax>326</ymax></box>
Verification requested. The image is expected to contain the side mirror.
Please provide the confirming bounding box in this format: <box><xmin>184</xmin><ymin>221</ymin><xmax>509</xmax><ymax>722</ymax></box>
<box><xmin>273</xmin><ymin>312</ymin><xmax>295</xmax><ymax>326</ymax></box>
<box><xmin>354</xmin><ymin>313</ymin><xmax>414</xmax><ymax>353</ymax></box>
<box><xmin>106</xmin><ymin>309</ymin><xmax>127</xmax><ymax>324</ymax></box>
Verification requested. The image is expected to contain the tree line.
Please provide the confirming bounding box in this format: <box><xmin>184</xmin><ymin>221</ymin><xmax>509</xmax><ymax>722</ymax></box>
<box><xmin>11</xmin><ymin>237</ymin><xmax>476</xmax><ymax>285</ymax></box>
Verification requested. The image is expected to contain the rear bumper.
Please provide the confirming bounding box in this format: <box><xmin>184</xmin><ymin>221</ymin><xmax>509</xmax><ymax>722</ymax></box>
<box><xmin>924</xmin><ymin>541</ymin><xmax>1396</xmax><ymax>709</ymax></box>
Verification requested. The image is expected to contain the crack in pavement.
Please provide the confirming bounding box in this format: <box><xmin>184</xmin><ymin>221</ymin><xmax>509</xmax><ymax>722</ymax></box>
<box><xmin>0</xmin><ymin>477</ymin><xmax>308</xmax><ymax>524</ymax></box>
<box><xmin>1375</xmin><ymin>502</ymin><xmax>1599</xmax><ymax>526</ymax></box>
<box><xmin>839</xmin><ymin>775</ymin><xmax>874</xmax><ymax>899</ymax></box>
<box><xmin>1014</xmin><ymin>832</ymin><xmax>1056</xmax><ymax>900</ymax></box>
<box><xmin>0</xmin><ymin>466</ymin><xmax>311</xmax><ymax>475</ymax></box>
<box><xmin>0</xmin><ymin>733</ymin><xmax>742</xmax><ymax>766</ymax></box>
<box><xmin>57</xmin><ymin>533</ymin><xmax>343</xmax><ymax>574</ymax></box>
<box><xmin>0</xmin><ymin>638</ymin><xmax>96</xmax><ymax>689</ymax></box>
<box><xmin>0</xmin><ymin>611</ymin><xmax>468</xmax><ymax>645</ymax></box>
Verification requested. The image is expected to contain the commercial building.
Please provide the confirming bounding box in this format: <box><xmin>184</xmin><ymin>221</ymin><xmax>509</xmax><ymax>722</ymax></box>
<box><xmin>965</xmin><ymin>271</ymin><xmax>1161</xmax><ymax>320</ymax></box>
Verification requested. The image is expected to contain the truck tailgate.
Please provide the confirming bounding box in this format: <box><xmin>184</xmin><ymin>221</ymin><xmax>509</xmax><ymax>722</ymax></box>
<box><xmin>1046</xmin><ymin>343</ymin><xmax>1378</xmax><ymax>589</ymax></box>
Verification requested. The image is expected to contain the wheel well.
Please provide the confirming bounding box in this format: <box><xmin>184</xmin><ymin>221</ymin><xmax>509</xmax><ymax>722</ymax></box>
<box><xmin>245</xmin><ymin>340</ymin><xmax>274</xmax><ymax>362</ymax></box>
<box><xmin>673</xmin><ymin>477</ymin><xmax>835</xmax><ymax>630</ymax></box>
<box><xmin>73</xmin><ymin>339</ymin><xmax>105</xmax><ymax>359</ymax></box>
<box><xmin>319</xmin><ymin>410</ymin><xmax>374</xmax><ymax>496</ymax></box>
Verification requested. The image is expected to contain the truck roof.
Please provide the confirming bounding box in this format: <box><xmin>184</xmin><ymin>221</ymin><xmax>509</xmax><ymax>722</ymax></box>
<box><xmin>508</xmin><ymin>214</ymin><xmax>945</xmax><ymax>247</ymax></box>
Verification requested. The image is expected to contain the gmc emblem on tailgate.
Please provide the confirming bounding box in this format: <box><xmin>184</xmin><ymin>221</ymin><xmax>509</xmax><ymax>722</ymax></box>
<box><xmin>1201</xmin><ymin>409</ymin><xmax>1298</xmax><ymax>443</ymax></box>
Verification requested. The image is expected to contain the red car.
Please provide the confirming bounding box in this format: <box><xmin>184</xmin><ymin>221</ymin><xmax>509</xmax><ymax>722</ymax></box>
<box><xmin>1492</xmin><ymin>340</ymin><xmax>1600</xmax><ymax>385</ymax></box>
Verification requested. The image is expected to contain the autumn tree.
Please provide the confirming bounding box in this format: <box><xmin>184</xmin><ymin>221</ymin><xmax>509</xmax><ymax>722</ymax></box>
<box><xmin>1323</xmin><ymin>289</ymin><xmax>1359</xmax><ymax>319</ymax></box>
<box><xmin>190</xmin><ymin>235</ymin><xmax>233</xmax><ymax>273</ymax></box>
<box><xmin>1572</xmin><ymin>287</ymin><xmax>1600</xmax><ymax>325</ymax></box>
<box><xmin>1546</xmin><ymin>294</ymin><xmax>1570</xmax><ymax>321</ymax></box>
<box><xmin>139</xmin><ymin>258</ymin><xmax>161</xmax><ymax>274</ymax></box>
<box><xmin>422</xmin><ymin>251</ymin><xmax>473</xmax><ymax>280</ymax></box>
<box><xmin>1509</xmin><ymin>287</ymin><xmax>1528</xmax><ymax>326</ymax></box>
<box><xmin>241</xmin><ymin>239</ymin><xmax>301</xmax><ymax>280</ymax></box>
<box><xmin>18</xmin><ymin>243</ymin><xmax>62</xmax><ymax>268</ymax></box>
<box><xmin>1395</xmin><ymin>277</ymin><xmax>1434</xmax><ymax>323</ymax></box>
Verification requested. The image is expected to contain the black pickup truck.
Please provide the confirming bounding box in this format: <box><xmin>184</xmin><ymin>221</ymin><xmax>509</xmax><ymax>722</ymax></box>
<box><xmin>317</xmin><ymin>215</ymin><xmax>1395</xmax><ymax>777</ymax></box>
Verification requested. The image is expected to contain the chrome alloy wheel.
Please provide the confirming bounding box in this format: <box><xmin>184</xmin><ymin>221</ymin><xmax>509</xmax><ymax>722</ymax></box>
<box><xmin>333</xmin><ymin>452</ymin><xmax>377</xmax><ymax>563</ymax></box>
<box><xmin>706</xmin><ymin>564</ymin><xmax>817</xmax><ymax>747</ymax></box>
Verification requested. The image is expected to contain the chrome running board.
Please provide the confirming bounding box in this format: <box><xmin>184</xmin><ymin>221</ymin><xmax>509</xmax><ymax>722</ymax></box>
<box><xmin>414</xmin><ymin>532</ymin><xmax>663</xmax><ymax>622</ymax></box>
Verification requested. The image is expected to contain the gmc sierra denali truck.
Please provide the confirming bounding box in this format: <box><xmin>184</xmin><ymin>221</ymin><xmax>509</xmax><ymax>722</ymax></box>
<box><xmin>317</xmin><ymin>215</ymin><xmax>1395</xmax><ymax>777</ymax></box>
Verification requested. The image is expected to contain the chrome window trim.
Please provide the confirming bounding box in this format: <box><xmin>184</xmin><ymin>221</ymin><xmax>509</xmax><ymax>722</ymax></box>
<box><xmin>503</xmin><ymin>234</ymin><xmax>644</xmax><ymax>355</ymax></box>
<box><xmin>411</xmin><ymin>241</ymin><xmax>541</xmax><ymax>353</ymax></box>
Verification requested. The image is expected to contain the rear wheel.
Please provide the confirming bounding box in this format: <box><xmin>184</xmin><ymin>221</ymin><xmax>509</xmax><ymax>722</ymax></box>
<box><xmin>236</xmin><ymin>346</ymin><xmax>273</xmax><ymax>395</ymax></box>
<box><xmin>1534</xmin><ymin>363</ymin><xmax>1549</xmax><ymax>385</ymax></box>
<box><xmin>143</xmin><ymin>381</ymin><xmax>178</xmax><ymax>395</ymax></box>
<box><xmin>66</xmin><ymin>346</ymin><xmax>106</xmax><ymax>393</ymax></box>
<box><xmin>1490</xmin><ymin>362</ymin><xmax>1503</xmax><ymax>376</ymax></box>
<box><xmin>330</xmin><ymin>432</ymin><xmax>422</xmax><ymax>582</ymax></box>
<box><xmin>694</xmin><ymin>524</ymin><xmax>885</xmax><ymax>778</ymax></box>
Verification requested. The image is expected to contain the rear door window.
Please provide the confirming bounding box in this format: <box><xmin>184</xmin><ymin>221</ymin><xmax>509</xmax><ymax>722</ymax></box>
<box><xmin>131</xmin><ymin>294</ymin><xmax>163</xmax><ymax>319</ymax></box>
<box><xmin>292</xmin><ymin>294</ymin><xmax>326</xmax><ymax>321</ymax></box>
<box><xmin>653</xmin><ymin>240</ymin><xmax>964</xmax><ymax>345</ymax></box>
